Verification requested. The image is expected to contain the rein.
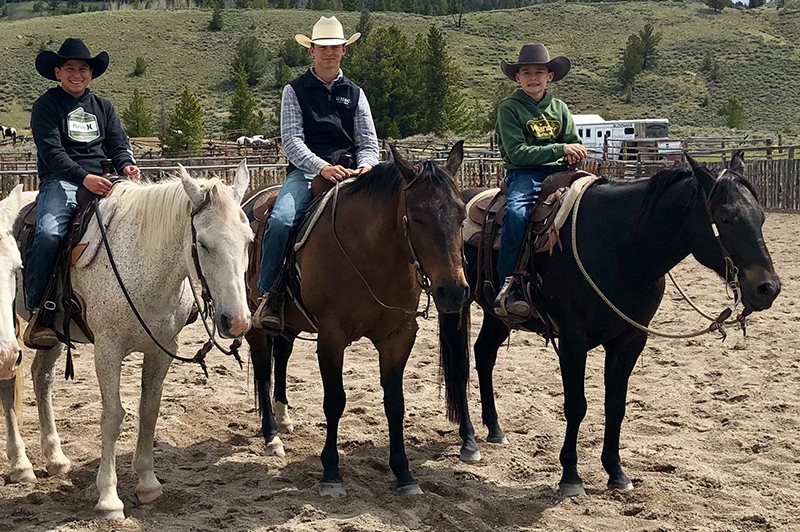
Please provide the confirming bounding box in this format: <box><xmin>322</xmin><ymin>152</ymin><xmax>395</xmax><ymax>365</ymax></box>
<box><xmin>569</xmin><ymin>174</ymin><xmax>747</xmax><ymax>340</ymax></box>
<box><xmin>330</xmin><ymin>177</ymin><xmax>432</xmax><ymax>320</ymax></box>
<box><xmin>93</xmin><ymin>195</ymin><xmax>241</xmax><ymax>377</ymax></box>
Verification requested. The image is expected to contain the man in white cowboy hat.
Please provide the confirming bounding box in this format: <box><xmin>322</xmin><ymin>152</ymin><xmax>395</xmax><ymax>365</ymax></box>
<box><xmin>254</xmin><ymin>16</ymin><xmax>379</xmax><ymax>332</ymax></box>
<box><xmin>25</xmin><ymin>37</ymin><xmax>140</xmax><ymax>348</ymax></box>
<box><xmin>493</xmin><ymin>43</ymin><xmax>587</xmax><ymax>319</ymax></box>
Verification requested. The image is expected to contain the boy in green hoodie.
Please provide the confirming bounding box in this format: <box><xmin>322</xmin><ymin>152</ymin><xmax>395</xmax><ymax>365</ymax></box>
<box><xmin>494</xmin><ymin>43</ymin><xmax>588</xmax><ymax>318</ymax></box>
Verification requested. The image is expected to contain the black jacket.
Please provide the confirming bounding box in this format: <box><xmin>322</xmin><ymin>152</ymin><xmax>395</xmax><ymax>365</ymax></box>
<box><xmin>31</xmin><ymin>87</ymin><xmax>135</xmax><ymax>184</ymax></box>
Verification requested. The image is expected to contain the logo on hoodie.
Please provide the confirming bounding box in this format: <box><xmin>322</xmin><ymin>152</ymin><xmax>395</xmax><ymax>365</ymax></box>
<box><xmin>67</xmin><ymin>107</ymin><xmax>100</xmax><ymax>143</ymax></box>
<box><xmin>526</xmin><ymin>115</ymin><xmax>562</xmax><ymax>140</ymax></box>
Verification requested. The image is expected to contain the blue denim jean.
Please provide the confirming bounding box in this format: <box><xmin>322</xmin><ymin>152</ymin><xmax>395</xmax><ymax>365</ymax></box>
<box><xmin>25</xmin><ymin>179</ymin><xmax>79</xmax><ymax>311</ymax></box>
<box><xmin>497</xmin><ymin>169</ymin><xmax>550</xmax><ymax>281</ymax></box>
<box><xmin>257</xmin><ymin>169</ymin><xmax>317</xmax><ymax>293</ymax></box>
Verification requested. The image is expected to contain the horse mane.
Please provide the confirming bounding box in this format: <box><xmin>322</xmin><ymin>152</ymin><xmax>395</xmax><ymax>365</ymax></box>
<box><xmin>631</xmin><ymin>168</ymin><xmax>696</xmax><ymax>224</ymax></box>
<box><xmin>342</xmin><ymin>160</ymin><xmax>458</xmax><ymax>200</ymax></box>
<box><xmin>112</xmin><ymin>177</ymin><xmax>235</xmax><ymax>257</ymax></box>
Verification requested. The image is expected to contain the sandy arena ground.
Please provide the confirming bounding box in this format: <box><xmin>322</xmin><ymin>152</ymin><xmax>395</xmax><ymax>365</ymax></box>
<box><xmin>1</xmin><ymin>213</ymin><xmax>798</xmax><ymax>532</ymax></box>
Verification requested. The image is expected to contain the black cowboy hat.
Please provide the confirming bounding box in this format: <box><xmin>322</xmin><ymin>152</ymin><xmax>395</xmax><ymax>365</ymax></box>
<box><xmin>501</xmin><ymin>43</ymin><xmax>571</xmax><ymax>82</ymax></box>
<box><xmin>35</xmin><ymin>38</ymin><xmax>109</xmax><ymax>81</ymax></box>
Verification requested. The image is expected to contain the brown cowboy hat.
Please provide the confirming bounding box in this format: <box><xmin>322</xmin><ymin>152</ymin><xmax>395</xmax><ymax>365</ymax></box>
<box><xmin>501</xmin><ymin>43</ymin><xmax>571</xmax><ymax>82</ymax></box>
<box><xmin>35</xmin><ymin>38</ymin><xmax>109</xmax><ymax>81</ymax></box>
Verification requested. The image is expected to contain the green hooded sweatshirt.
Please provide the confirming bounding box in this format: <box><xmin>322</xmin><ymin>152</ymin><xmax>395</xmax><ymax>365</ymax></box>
<box><xmin>496</xmin><ymin>89</ymin><xmax>580</xmax><ymax>173</ymax></box>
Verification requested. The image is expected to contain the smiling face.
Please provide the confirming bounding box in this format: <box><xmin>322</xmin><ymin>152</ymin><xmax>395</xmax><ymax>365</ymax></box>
<box><xmin>309</xmin><ymin>44</ymin><xmax>346</xmax><ymax>71</ymax></box>
<box><xmin>55</xmin><ymin>59</ymin><xmax>92</xmax><ymax>98</ymax></box>
<box><xmin>515</xmin><ymin>64</ymin><xmax>554</xmax><ymax>101</ymax></box>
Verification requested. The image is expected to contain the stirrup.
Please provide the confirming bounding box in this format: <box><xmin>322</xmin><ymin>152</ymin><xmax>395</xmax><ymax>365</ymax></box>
<box><xmin>493</xmin><ymin>277</ymin><xmax>514</xmax><ymax>317</ymax></box>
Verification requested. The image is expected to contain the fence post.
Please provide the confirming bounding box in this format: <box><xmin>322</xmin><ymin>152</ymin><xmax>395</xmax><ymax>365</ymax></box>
<box><xmin>766</xmin><ymin>138</ymin><xmax>773</xmax><ymax>159</ymax></box>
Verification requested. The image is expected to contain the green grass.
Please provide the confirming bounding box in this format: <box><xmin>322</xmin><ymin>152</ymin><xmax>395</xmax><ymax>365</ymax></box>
<box><xmin>0</xmin><ymin>2</ymin><xmax>797</xmax><ymax>139</ymax></box>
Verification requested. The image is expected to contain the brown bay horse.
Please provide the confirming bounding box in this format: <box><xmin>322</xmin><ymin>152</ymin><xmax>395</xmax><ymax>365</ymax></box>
<box><xmin>247</xmin><ymin>143</ymin><xmax>469</xmax><ymax>496</ymax></box>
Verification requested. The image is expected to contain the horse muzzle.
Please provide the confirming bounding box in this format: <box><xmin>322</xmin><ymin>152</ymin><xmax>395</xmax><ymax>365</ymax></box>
<box><xmin>741</xmin><ymin>267</ymin><xmax>781</xmax><ymax>312</ymax></box>
<box><xmin>218</xmin><ymin>311</ymin><xmax>251</xmax><ymax>338</ymax></box>
<box><xmin>432</xmin><ymin>281</ymin><xmax>470</xmax><ymax>314</ymax></box>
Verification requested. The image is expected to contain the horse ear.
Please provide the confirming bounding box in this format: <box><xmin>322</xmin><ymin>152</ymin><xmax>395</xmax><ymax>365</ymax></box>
<box><xmin>230</xmin><ymin>160</ymin><xmax>249</xmax><ymax>204</ymax></box>
<box><xmin>179</xmin><ymin>164</ymin><xmax>205</xmax><ymax>207</ymax></box>
<box><xmin>0</xmin><ymin>184</ymin><xmax>24</xmax><ymax>228</ymax></box>
<box><xmin>390</xmin><ymin>144</ymin><xmax>416</xmax><ymax>182</ymax></box>
<box><xmin>685</xmin><ymin>152</ymin><xmax>715</xmax><ymax>195</ymax></box>
<box><xmin>445</xmin><ymin>140</ymin><xmax>464</xmax><ymax>177</ymax></box>
<box><xmin>729</xmin><ymin>150</ymin><xmax>745</xmax><ymax>175</ymax></box>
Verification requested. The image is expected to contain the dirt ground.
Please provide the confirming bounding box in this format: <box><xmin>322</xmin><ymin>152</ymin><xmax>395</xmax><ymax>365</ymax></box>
<box><xmin>1</xmin><ymin>213</ymin><xmax>798</xmax><ymax>532</ymax></box>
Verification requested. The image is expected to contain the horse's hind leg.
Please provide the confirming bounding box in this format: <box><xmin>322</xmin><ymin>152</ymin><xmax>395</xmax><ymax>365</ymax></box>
<box><xmin>1</xmin><ymin>366</ymin><xmax>35</xmax><ymax>482</ymax></box>
<box><xmin>273</xmin><ymin>335</ymin><xmax>294</xmax><ymax>434</ymax></box>
<box><xmin>557</xmin><ymin>337</ymin><xmax>589</xmax><ymax>497</ymax></box>
<box><xmin>316</xmin><ymin>327</ymin><xmax>348</xmax><ymax>497</ymax></box>
<box><xmin>375</xmin><ymin>327</ymin><xmax>422</xmax><ymax>495</ymax></box>
<box><xmin>474</xmin><ymin>314</ymin><xmax>510</xmax><ymax>444</ymax></box>
<box><xmin>601</xmin><ymin>331</ymin><xmax>646</xmax><ymax>491</ymax></box>
<box><xmin>247</xmin><ymin>329</ymin><xmax>283</xmax><ymax>457</ymax></box>
<box><xmin>133</xmin><ymin>347</ymin><xmax>173</xmax><ymax>504</ymax></box>
<box><xmin>31</xmin><ymin>344</ymin><xmax>70</xmax><ymax>477</ymax></box>
<box><xmin>93</xmin><ymin>342</ymin><xmax>126</xmax><ymax>520</ymax></box>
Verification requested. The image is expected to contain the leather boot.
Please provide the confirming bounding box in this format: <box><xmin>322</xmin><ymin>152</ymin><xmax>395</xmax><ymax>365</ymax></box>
<box><xmin>23</xmin><ymin>308</ymin><xmax>59</xmax><ymax>349</ymax></box>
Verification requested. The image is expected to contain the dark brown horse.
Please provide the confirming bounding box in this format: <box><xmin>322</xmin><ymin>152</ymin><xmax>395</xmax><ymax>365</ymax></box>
<box><xmin>440</xmin><ymin>152</ymin><xmax>781</xmax><ymax>496</ymax></box>
<box><xmin>247</xmin><ymin>143</ymin><xmax>469</xmax><ymax>496</ymax></box>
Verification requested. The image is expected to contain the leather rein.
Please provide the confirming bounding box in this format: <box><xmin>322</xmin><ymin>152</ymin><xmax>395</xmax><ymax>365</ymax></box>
<box><xmin>570</xmin><ymin>169</ymin><xmax>748</xmax><ymax>340</ymax></box>
<box><xmin>93</xmin><ymin>194</ymin><xmax>242</xmax><ymax>377</ymax></box>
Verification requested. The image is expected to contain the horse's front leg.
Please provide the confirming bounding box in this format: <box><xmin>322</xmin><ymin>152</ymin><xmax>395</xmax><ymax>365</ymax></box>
<box><xmin>247</xmin><ymin>328</ymin><xmax>283</xmax><ymax>457</ymax></box>
<box><xmin>374</xmin><ymin>326</ymin><xmax>423</xmax><ymax>495</ymax></box>
<box><xmin>93</xmin><ymin>341</ymin><xmax>126</xmax><ymax>520</ymax></box>
<box><xmin>272</xmin><ymin>335</ymin><xmax>294</xmax><ymax>434</ymax></box>
<box><xmin>31</xmin><ymin>344</ymin><xmax>71</xmax><ymax>477</ymax></box>
<box><xmin>557</xmin><ymin>336</ymin><xmax>589</xmax><ymax>497</ymax></box>
<box><xmin>316</xmin><ymin>326</ymin><xmax>348</xmax><ymax>497</ymax></box>
<box><xmin>474</xmin><ymin>314</ymin><xmax>510</xmax><ymax>444</ymax></box>
<box><xmin>133</xmin><ymin>345</ymin><xmax>174</xmax><ymax>504</ymax></box>
<box><xmin>1</xmin><ymin>367</ymin><xmax>35</xmax><ymax>482</ymax></box>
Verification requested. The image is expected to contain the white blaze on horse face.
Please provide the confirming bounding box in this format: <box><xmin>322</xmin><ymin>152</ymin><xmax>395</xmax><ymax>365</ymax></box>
<box><xmin>0</xmin><ymin>186</ymin><xmax>24</xmax><ymax>380</ymax></box>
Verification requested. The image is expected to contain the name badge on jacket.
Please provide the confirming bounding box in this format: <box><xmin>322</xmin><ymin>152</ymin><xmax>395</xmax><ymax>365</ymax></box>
<box><xmin>67</xmin><ymin>107</ymin><xmax>100</xmax><ymax>143</ymax></box>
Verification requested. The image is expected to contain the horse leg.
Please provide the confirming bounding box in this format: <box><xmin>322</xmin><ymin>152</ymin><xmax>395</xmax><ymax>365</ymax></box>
<box><xmin>273</xmin><ymin>335</ymin><xmax>294</xmax><ymax>434</ymax></box>
<box><xmin>374</xmin><ymin>327</ymin><xmax>423</xmax><ymax>495</ymax></box>
<box><xmin>246</xmin><ymin>328</ymin><xmax>283</xmax><ymax>457</ymax></box>
<box><xmin>601</xmin><ymin>331</ymin><xmax>646</xmax><ymax>491</ymax></box>
<box><xmin>316</xmin><ymin>327</ymin><xmax>348</xmax><ymax>497</ymax></box>
<box><xmin>132</xmin><ymin>347</ymin><xmax>173</xmax><ymax>504</ymax></box>
<box><xmin>438</xmin><ymin>310</ymin><xmax>480</xmax><ymax>463</ymax></box>
<box><xmin>1</xmin><ymin>367</ymin><xmax>35</xmax><ymax>482</ymax></box>
<box><xmin>93</xmin><ymin>343</ymin><xmax>127</xmax><ymax>520</ymax></box>
<box><xmin>557</xmin><ymin>338</ymin><xmax>589</xmax><ymax>497</ymax></box>
<box><xmin>474</xmin><ymin>314</ymin><xmax>510</xmax><ymax>444</ymax></box>
<box><xmin>31</xmin><ymin>345</ymin><xmax>70</xmax><ymax>477</ymax></box>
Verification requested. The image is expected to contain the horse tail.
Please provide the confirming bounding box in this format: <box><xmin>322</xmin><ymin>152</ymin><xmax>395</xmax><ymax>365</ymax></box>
<box><xmin>248</xmin><ymin>331</ymin><xmax>273</xmax><ymax>416</ymax></box>
<box><xmin>438</xmin><ymin>307</ymin><xmax>471</xmax><ymax>424</ymax></box>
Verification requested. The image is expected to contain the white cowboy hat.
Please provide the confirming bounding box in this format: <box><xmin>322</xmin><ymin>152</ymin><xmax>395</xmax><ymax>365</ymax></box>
<box><xmin>295</xmin><ymin>16</ymin><xmax>360</xmax><ymax>48</ymax></box>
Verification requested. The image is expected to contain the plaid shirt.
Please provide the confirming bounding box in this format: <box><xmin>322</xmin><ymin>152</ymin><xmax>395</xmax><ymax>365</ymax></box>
<box><xmin>281</xmin><ymin>69</ymin><xmax>380</xmax><ymax>175</ymax></box>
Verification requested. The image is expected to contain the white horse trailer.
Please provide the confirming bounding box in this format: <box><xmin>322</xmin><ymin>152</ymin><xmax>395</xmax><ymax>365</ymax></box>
<box><xmin>573</xmin><ymin>115</ymin><xmax>680</xmax><ymax>161</ymax></box>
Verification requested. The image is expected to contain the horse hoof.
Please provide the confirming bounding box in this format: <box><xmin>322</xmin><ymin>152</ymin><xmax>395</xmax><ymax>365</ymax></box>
<box><xmin>608</xmin><ymin>480</ymin><xmax>634</xmax><ymax>491</ymax></box>
<box><xmin>278</xmin><ymin>423</ymin><xmax>294</xmax><ymax>434</ymax></box>
<box><xmin>396</xmin><ymin>483</ymin><xmax>423</xmax><ymax>496</ymax></box>
<box><xmin>318</xmin><ymin>482</ymin><xmax>346</xmax><ymax>498</ymax></box>
<box><xmin>46</xmin><ymin>459</ymin><xmax>71</xmax><ymax>477</ymax></box>
<box><xmin>265</xmin><ymin>436</ymin><xmax>285</xmax><ymax>458</ymax></box>
<box><xmin>10</xmin><ymin>467</ymin><xmax>36</xmax><ymax>483</ymax></box>
<box><xmin>460</xmin><ymin>447</ymin><xmax>482</xmax><ymax>463</ymax></box>
<box><xmin>559</xmin><ymin>483</ymin><xmax>586</xmax><ymax>498</ymax></box>
<box><xmin>136</xmin><ymin>486</ymin><xmax>163</xmax><ymax>504</ymax></box>
<box><xmin>95</xmin><ymin>509</ymin><xmax>126</xmax><ymax>520</ymax></box>
<box><xmin>487</xmin><ymin>435</ymin><xmax>509</xmax><ymax>445</ymax></box>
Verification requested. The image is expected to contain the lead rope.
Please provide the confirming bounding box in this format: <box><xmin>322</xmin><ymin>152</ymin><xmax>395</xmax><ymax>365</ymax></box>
<box><xmin>569</xmin><ymin>187</ymin><xmax>739</xmax><ymax>340</ymax></box>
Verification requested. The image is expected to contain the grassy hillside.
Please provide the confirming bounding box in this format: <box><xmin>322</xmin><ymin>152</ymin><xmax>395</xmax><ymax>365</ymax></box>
<box><xmin>0</xmin><ymin>2</ymin><xmax>797</xmax><ymax>139</ymax></box>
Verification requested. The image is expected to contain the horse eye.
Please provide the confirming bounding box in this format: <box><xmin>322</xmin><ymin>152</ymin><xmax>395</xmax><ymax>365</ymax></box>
<box><xmin>199</xmin><ymin>242</ymin><xmax>210</xmax><ymax>252</ymax></box>
<box><xmin>411</xmin><ymin>217</ymin><xmax>426</xmax><ymax>225</ymax></box>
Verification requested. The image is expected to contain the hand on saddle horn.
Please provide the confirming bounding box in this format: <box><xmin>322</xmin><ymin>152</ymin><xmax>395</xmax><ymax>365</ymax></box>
<box><xmin>320</xmin><ymin>164</ymin><xmax>349</xmax><ymax>183</ymax></box>
<box><xmin>348</xmin><ymin>166</ymin><xmax>371</xmax><ymax>177</ymax></box>
<box><xmin>84</xmin><ymin>174</ymin><xmax>113</xmax><ymax>196</ymax></box>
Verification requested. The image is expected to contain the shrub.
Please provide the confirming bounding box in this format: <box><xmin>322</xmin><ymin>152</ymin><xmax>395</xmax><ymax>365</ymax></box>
<box><xmin>208</xmin><ymin>3</ymin><xmax>223</xmax><ymax>31</ymax></box>
<box><xmin>133</xmin><ymin>56</ymin><xmax>147</xmax><ymax>77</ymax></box>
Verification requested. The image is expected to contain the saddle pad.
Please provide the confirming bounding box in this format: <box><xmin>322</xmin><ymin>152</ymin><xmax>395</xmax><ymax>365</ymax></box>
<box><xmin>73</xmin><ymin>188</ymin><xmax>122</xmax><ymax>268</ymax></box>
<box><xmin>463</xmin><ymin>188</ymin><xmax>501</xmax><ymax>249</ymax></box>
<box><xmin>293</xmin><ymin>178</ymin><xmax>355</xmax><ymax>252</ymax></box>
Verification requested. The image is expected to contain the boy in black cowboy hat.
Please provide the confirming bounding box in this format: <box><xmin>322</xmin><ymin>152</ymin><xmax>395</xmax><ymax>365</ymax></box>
<box><xmin>25</xmin><ymin>38</ymin><xmax>140</xmax><ymax>348</ymax></box>
<box><xmin>494</xmin><ymin>43</ymin><xmax>588</xmax><ymax>319</ymax></box>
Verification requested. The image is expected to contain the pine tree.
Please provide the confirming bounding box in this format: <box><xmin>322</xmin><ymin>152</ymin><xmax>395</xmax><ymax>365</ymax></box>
<box><xmin>418</xmin><ymin>24</ymin><xmax>463</xmax><ymax>135</ymax></box>
<box><xmin>718</xmin><ymin>94</ymin><xmax>744</xmax><ymax>129</ymax></box>
<box><xmin>121</xmin><ymin>88</ymin><xmax>154</xmax><ymax>137</ymax></box>
<box><xmin>233</xmin><ymin>35</ymin><xmax>271</xmax><ymax>86</ymax></box>
<box><xmin>278</xmin><ymin>37</ymin><xmax>310</xmax><ymax>67</ymax></box>
<box><xmin>208</xmin><ymin>3</ymin><xmax>223</xmax><ymax>31</ymax></box>
<box><xmin>274</xmin><ymin>59</ymin><xmax>292</xmax><ymax>88</ymax></box>
<box><xmin>618</xmin><ymin>34</ymin><xmax>644</xmax><ymax>90</ymax></box>
<box><xmin>161</xmin><ymin>86</ymin><xmax>205</xmax><ymax>156</ymax></box>
<box><xmin>355</xmin><ymin>10</ymin><xmax>374</xmax><ymax>41</ymax></box>
<box><xmin>705</xmin><ymin>0</ymin><xmax>727</xmax><ymax>11</ymax></box>
<box><xmin>638</xmin><ymin>23</ymin><xmax>661</xmax><ymax>71</ymax></box>
<box><xmin>226</xmin><ymin>67</ymin><xmax>264</xmax><ymax>137</ymax></box>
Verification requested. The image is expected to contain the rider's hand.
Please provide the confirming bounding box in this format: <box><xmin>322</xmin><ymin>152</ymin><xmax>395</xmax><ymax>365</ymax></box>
<box><xmin>320</xmin><ymin>165</ymin><xmax>349</xmax><ymax>183</ymax></box>
<box><xmin>565</xmin><ymin>153</ymin><xmax>581</xmax><ymax>165</ymax></box>
<box><xmin>84</xmin><ymin>174</ymin><xmax>113</xmax><ymax>196</ymax></box>
<box><xmin>349</xmin><ymin>166</ymin><xmax>371</xmax><ymax>176</ymax></box>
<box><xmin>123</xmin><ymin>165</ymin><xmax>141</xmax><ymax>182</ymax></box>
<box><xmin>564</xmin><ymin>143</ymin><xmax>588</xmax><ymax>162</ymax></box>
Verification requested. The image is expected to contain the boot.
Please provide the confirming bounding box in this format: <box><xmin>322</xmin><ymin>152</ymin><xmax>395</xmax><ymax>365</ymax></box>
<box><xmin>493</xmin><ymin>276</ymin><xmax>531</xmax><ymax>318</ymax></box>
<box><xmin>23</xmin><ymin>308</ymin><xmax>59</xmax><ymax>349</ymax></box>
<box><xmin>253</xmin><ymin>292</ymin><xmax>283</xmax><ymax>334</ymax></box>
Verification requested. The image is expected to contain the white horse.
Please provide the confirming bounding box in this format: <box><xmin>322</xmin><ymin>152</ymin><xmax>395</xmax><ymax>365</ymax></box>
<box><xmin>1</xmin><ymin>163</ymin><xmax>254</xmax><ymax>520</ymax></box>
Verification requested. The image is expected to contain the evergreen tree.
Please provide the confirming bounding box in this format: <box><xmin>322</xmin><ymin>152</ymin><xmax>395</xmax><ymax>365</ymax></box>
<box><xmin>156</xmin><ymin>100</ymin><xmax>167</xmax><ymax>139</ymax></box>
<box><xmin>618</xmin><ymin>34</ymin><xmax>644</xmax><ymax>90</ymax></box>
<box><xmin>274</xmin><ymin>59</ymin><xmax>292</xmax><ymax>88</ymax></box>
<box><xmin>705</xmin><ymin>0</ymin><xmax>727</xmax><ymax>11</ymax></box>
<box><xmin>208</xmin><ymin>3</ymin><xmax>223</xmax><ymax>31</ymax></box>
<box><xmin>133</xmin><ymin>56</ymin><xmax>147</xmax><ymax>76</ymax></box>
<box><xmin>418</xmin><ymin>25</ymin><xmax>463</xmax><ymax>135</ymax></box>
<box><xmin>161</xmin><ymin>86</ymin><xmax>205</xmax><ymax>156</ymax></box>
<box><xmin>638</xmin><ymin>23</ymin><xmax>661</xmax><ymax>71</ymax></box>
<box><xmin>227</xmin><ymin>67</ymin><xmax>264</xmax><ymax>137</ymax></box>
<box><xmin>279</xmin><ymin>37</ymin><xmax>310</xmax><ymax>67</ymax></box>
<box><xmin>718</xmin><ymin>94</ymin><xmax>744</xmax><ymax>129</ymax></box>
<box><xmin>748</xmin><ymin>0</ymin><xmax>765</xmax><ymax>6</ymax></box>
<box><xmin>355</xmin><ymin>10</ymin><xmax>374</xmax><ymax>41</ymax></box>
<box><xmin>233</xmin><ymin>35</ymin><xmax>271</xmax><ymax>86</ymax></box>
<box><xmin>121</xmin><ymin>88</ymin><xmax>153</xmax><ymax>137</ymax></box>
<box><xmin>700</xmin><ymin>51</ymin><xmax>721</xmax><ymax>82</ymax></box>
<box><xmin>342</xmin><ymin>0</ymin><xmax>357</xmax><ymax>9</ymax></box>
<box><xmin>482</xmin><ymin>80</ymin><xmax>516</xmax><ymax>132</ymax></box>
